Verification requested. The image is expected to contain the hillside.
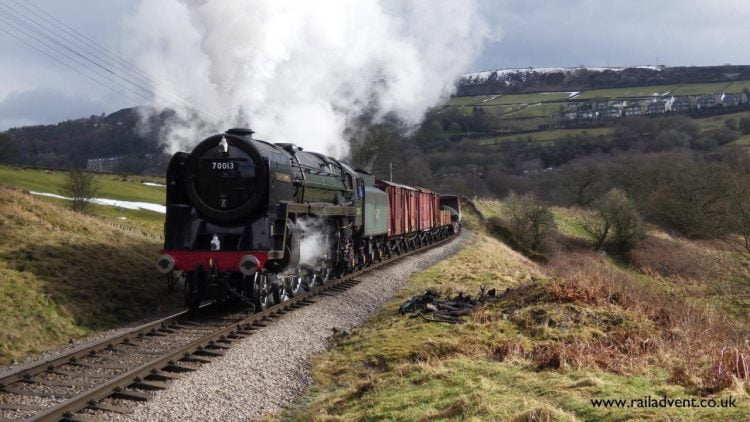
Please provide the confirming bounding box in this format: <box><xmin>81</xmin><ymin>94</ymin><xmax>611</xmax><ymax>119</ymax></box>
<box><xmin>0</xmin><ymin>107</ymin><xmax>172</xmax><ymax>175</ymax></box>
<box><xmin>288</xmin><ymin>201</ymin><xmax>750</xmax><ymax>420</ymax></box>
<box><xmin>0</xmin><ymin>186</ymin><xmax>179</xmax><ymax>363</ymax></box>
<box><xmin>457</xmin><ymin>64</ymin><xmax>750</xmax><ymax>96</ymax></box>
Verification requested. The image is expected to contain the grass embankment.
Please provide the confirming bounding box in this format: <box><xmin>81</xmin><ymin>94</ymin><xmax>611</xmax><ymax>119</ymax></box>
<box><xmin>0</xmin><ymin>165</ymin><xmax>165</xmax><ymax>237</ymax></box>
<box><xmin>290</xmin><ymin>201</ymin><xmax>750</xmax><ymax>420</ymax></box>
<box><xmin>0</xmin><ymin>186</ymin><xmax>179</xmax><ymax>364</ymax></box>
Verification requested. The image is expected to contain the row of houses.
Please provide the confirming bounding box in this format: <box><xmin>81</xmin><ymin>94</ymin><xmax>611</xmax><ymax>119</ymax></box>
<box><xmin>564</xmin><ymin>92</ymin><xmax>749</xmax><ymax>121</ymax></box>
<box><xmin>86</xmin><ymin>156</ymin><xmax>122</xmax><ymax>173</ymax></box>
<box><xmin>86</xmin><ymin>153</ymin><xmax>161</xmax><ymax>173</ymax></box>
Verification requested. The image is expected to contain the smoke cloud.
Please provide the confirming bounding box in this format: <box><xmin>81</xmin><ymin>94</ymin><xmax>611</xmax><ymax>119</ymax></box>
<box><xmin>296</xmin><ymin>218</ymin><xmax>329</xmax><ymax>270</ymax></box>
<box><xmin>124</xmin><ymin>0</ymin><xmax>490</xmax><ymax>157</ymax></box>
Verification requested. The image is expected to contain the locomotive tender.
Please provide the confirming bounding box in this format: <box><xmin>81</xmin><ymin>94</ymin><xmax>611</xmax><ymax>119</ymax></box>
<box><xmin>157</xmin><ymin>128</ymin><xmax>461</xmax><ymax>309</ymax></box>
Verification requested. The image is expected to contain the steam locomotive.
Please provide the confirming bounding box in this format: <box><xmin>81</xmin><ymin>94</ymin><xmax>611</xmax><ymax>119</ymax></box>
<box><xmin>156</xmin><ymin>128</ymin><xmax>461</xmax><ymax>309</ymax></box>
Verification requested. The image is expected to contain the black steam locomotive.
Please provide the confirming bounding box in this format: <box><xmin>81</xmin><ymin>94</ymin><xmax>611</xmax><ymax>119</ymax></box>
<box><xmin>157</xmin><ymin>128</ymin><xmax>460</xmax><ymax>310</ymax></box>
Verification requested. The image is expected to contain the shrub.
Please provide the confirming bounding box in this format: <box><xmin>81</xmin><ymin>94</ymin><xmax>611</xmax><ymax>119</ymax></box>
<box><xmin>505</xmin><ymin>193</ymin><xmax>556</xmax><ymax>252</ymax></box>
<box><xmin>60</xmin><ymin>169</ymin><xmax>99</xmax><ymax>214</ymax></box>
<box><xmin>581</xmin><ymin>189</ymin><xmax>644</xmax><ymax>252</ymax></box>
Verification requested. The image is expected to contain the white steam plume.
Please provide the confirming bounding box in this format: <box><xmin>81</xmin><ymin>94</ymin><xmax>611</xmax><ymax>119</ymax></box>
<box><xmin>124</xmin><ymin>0</ymin><xmax>490</xmax><ymax>157</ymax></box>
<box><xmin>297</xmin><ymin>218</ymin><xmax>328</xmax><ymax>270</ymax></box>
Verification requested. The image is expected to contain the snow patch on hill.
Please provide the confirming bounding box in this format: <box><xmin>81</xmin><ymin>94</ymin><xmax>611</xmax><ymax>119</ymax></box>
<box><xmin>462</xmin><ymin>66</ymin><xmax>663</xmax><ymax>84</ymax></box>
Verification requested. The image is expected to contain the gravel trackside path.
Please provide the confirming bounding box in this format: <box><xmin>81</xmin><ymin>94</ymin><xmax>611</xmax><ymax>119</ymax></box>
<box><xmin>112</xmin><ymin>231</ymin><xmax>469</xmax><ymax>422</ymax></box>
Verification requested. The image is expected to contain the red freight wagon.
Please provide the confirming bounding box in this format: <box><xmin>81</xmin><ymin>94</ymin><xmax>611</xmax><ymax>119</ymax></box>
<box><xmin>416</xmin><ymin>189</ymin><xmax>430</xmax><ymax>231</ymax></box>
<box><xmin>376</xmin><ymin>180</ymin><xmax>418</xmax><ymax>236</ymax></box>
<box><xmin>407</xmin><ymin>188</ymin><xmax>418</xmax><ymax>233</ymax></box>
<box><xmin>376</xmin><ymin>181</ymin><xmax>453</xmax><ymax>236</ymax></box>
<box><xmin>440</xmin><ymin>210</ymin><xmax>451</xmax><ymax>226</ymax></box>
<box><xmin>415</xmin><ymin>188</ymin><xmax>441</xmax><ymax>231</ymax></box>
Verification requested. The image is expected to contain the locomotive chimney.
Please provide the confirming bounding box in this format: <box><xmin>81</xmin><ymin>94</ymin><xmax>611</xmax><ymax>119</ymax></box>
<box><xmin>225</xmin><ymin>128</ymin><xmax>255</xmax><ymax>139</ymax></box>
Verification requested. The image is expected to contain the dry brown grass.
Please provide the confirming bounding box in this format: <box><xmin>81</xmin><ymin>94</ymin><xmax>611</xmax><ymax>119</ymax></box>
<box><xmin>628</xmin><ymin>235</ymin><xmax>724</xmax><ymax>282</ymax></box>
<box><xmin>436</xmin><ymin>206</ymin><xmax>749</xmax><ymax>394</ymax></box>
<box><xmin>505</xmin><ymin>248</ymin><xmax>750</xmax><ymax>393</ymax></box>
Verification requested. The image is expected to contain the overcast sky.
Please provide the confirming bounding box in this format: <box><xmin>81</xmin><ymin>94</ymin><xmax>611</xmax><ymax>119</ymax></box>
<box><xmin>1</xmin><ymin>0</ymin><xmax>749</xmax><ymax>129</ymax></box>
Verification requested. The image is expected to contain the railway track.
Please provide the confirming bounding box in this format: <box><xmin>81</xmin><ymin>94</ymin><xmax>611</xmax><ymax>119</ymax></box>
<box><xmin>0</xmin><ymin>232</ymin><xmax>458</xmax><ymax>422</ymax></box>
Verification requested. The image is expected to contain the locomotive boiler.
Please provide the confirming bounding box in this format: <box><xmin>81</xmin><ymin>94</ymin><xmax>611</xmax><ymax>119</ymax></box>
<box><xmin>157</xmin><ymin>128</ymin><xmax>460</xmax><ymax>310</ymax></box>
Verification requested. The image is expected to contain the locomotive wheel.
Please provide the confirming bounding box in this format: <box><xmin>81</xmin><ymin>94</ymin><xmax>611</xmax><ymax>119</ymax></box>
<box><xmin>318</xmin><ymin>268</ymin><xmax>331</xmax><ymax>284</ymax></box>
<box><xmin>271</xmin><ymin>274</ymin><xmax>289</xmax><ymax>304</ymax></box>
<box><xmin>286</xmin><ymin>275</ymin><xmax>304</xmax><ymax>297</ymax></box>
<box><xmin>252</xmin><ymin>273</ymin><xmax>272</xmax><ymax>311</ymax></box>
<box><xmin>302</xmin><ymin>272</ymin><xmax>317</xmax><ymax>291</ymax></box>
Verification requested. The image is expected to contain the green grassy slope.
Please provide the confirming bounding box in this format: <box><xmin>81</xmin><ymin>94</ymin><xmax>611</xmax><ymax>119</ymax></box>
<box><xmin>0</xmin><ymin>186</ymin><xmax>179</xmax><ymax>363</ymax></box>
<box><xmin>0</xmin><ymin>166</ymin><xmax>166</xmax><ymax>237</ymax></box>
<box><xmin>0</xmin><ymin>166</ymin><xmax>165</xmax><ymax>203</ymax></box>
<box><xmin>287</xmin><ymin>202</ymin><xmax>750</xmax><ymax>421</ymax></box>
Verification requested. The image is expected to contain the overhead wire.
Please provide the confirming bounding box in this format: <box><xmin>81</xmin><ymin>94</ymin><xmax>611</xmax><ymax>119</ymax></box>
<box><xmin>12</xmin><ymin>0</ymin><xmax>202</xmax><ymax>111</ymax></box>
<box><xmin>0</xmin><ymin>12</ymin><xmax>157</xmax><ymax>107</ymax></box>
<box><xmin>0</xmin><ymin>25</ymin><xmax>149</xmax><ymax>108</ymax></box>
<box><xmin>0</xmin><ymin>1</ymin><xmax>219</xmax><ymax>123</ymax></box>
<box><xmin>0</xmin><ymin>1</ymin><xmax>219</xmax><ymax>122</ymax></box>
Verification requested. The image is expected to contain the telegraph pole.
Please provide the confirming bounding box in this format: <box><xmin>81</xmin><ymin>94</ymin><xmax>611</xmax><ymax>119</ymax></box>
<box><xmin>389</xmin><ymin>162</ymin><xmax>393</xmax><ymax>182</ymax></box>
<box><xmin>472</xmin><ymin>166</ymin><xmax>477</xmax><ymax>200</ymax></box>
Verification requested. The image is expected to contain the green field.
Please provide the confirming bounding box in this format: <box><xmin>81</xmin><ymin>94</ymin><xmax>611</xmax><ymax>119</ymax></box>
<box><xmin>450</xmin><ymin>80</ymin><xmax>750</xmax><ymax>108</ymax></box>
<box><xmin>0</xmin><ymin>166</ymin><xmax>166</xmax><ymax>237</ymax></box>
<box><xmin>0</xmin><ymin>166</ymin><xmax>165</xmax><ymax>203</ymax></box>
<box><xmin>474</xmin><ymin>127</ymin><xmax>613</xmax><ymax>146</ymax></box>
<box><xmin>502</xmin><ymin>102</ymin><xmax>565</xmax><ymax>118</ymax></box>
<box><xmin>488</xmin><ymin>92</ymin><xmax>572</xmax><ymax>105</ymax></box>
<box><xmin>693</xmin><ymin>110</ymin><xmax>750</xmax><ymax>129</ymax></box>
<box><xmin>447</xmin><ymin>92</ymin><xmax>573</xmax><ymax>107</ymax></box>
<box><xmin>576</xmin><ymin>80</ymin><xmax>750</xmax><ymax>100</ymax></box>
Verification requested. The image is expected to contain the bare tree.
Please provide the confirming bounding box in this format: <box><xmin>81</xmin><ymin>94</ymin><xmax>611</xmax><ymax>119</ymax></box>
<box><xmin>505</xmin><ymin>192</ymin><xmax>557</xmax><ymax>252</ymax></box>
<box><xmin>582</xmin><ymin>189</ymin><xmax>644</xmax><ymax>252</ymax></box>
<box><xmin>558</xmin><ymin>160</ymin><xmax>606</xmax><ymax>206</ymax></box>
<box><xmin>581</xmin><ymin>210</ymin><xmax>610</xmax><ymax>250</ymax></box>
<box><xmin>61</xmin><ymin>169</ymin><xmax>99</xmax><ymax>214</ymax></box>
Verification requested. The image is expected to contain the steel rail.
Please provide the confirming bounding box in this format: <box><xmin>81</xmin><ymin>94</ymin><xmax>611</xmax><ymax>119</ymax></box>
<box><xmin>0</xmin><ymin>309</ymin><xmax>193</xmax><ymax>388</ymax></box>
<box><xmin>5</xmin><ymin>232</ymin><xmax>458</xmax><ymax>422</ymax></box>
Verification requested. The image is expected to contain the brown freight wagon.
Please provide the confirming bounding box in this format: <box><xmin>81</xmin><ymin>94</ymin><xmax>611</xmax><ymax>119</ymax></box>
<box><xmin>376</xmin><ymin>181</ymin><xmax>448</xmax><ymax>236</ymax></box>
<box><xmin>415</xmin><ymin>187</ymin><xmax>441</xmax><ymax>231</ymax></box>
<box><xmin>376</xmin><ymin>180</ymin><xmax>413</xmax><ymax>236</ymax></box>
